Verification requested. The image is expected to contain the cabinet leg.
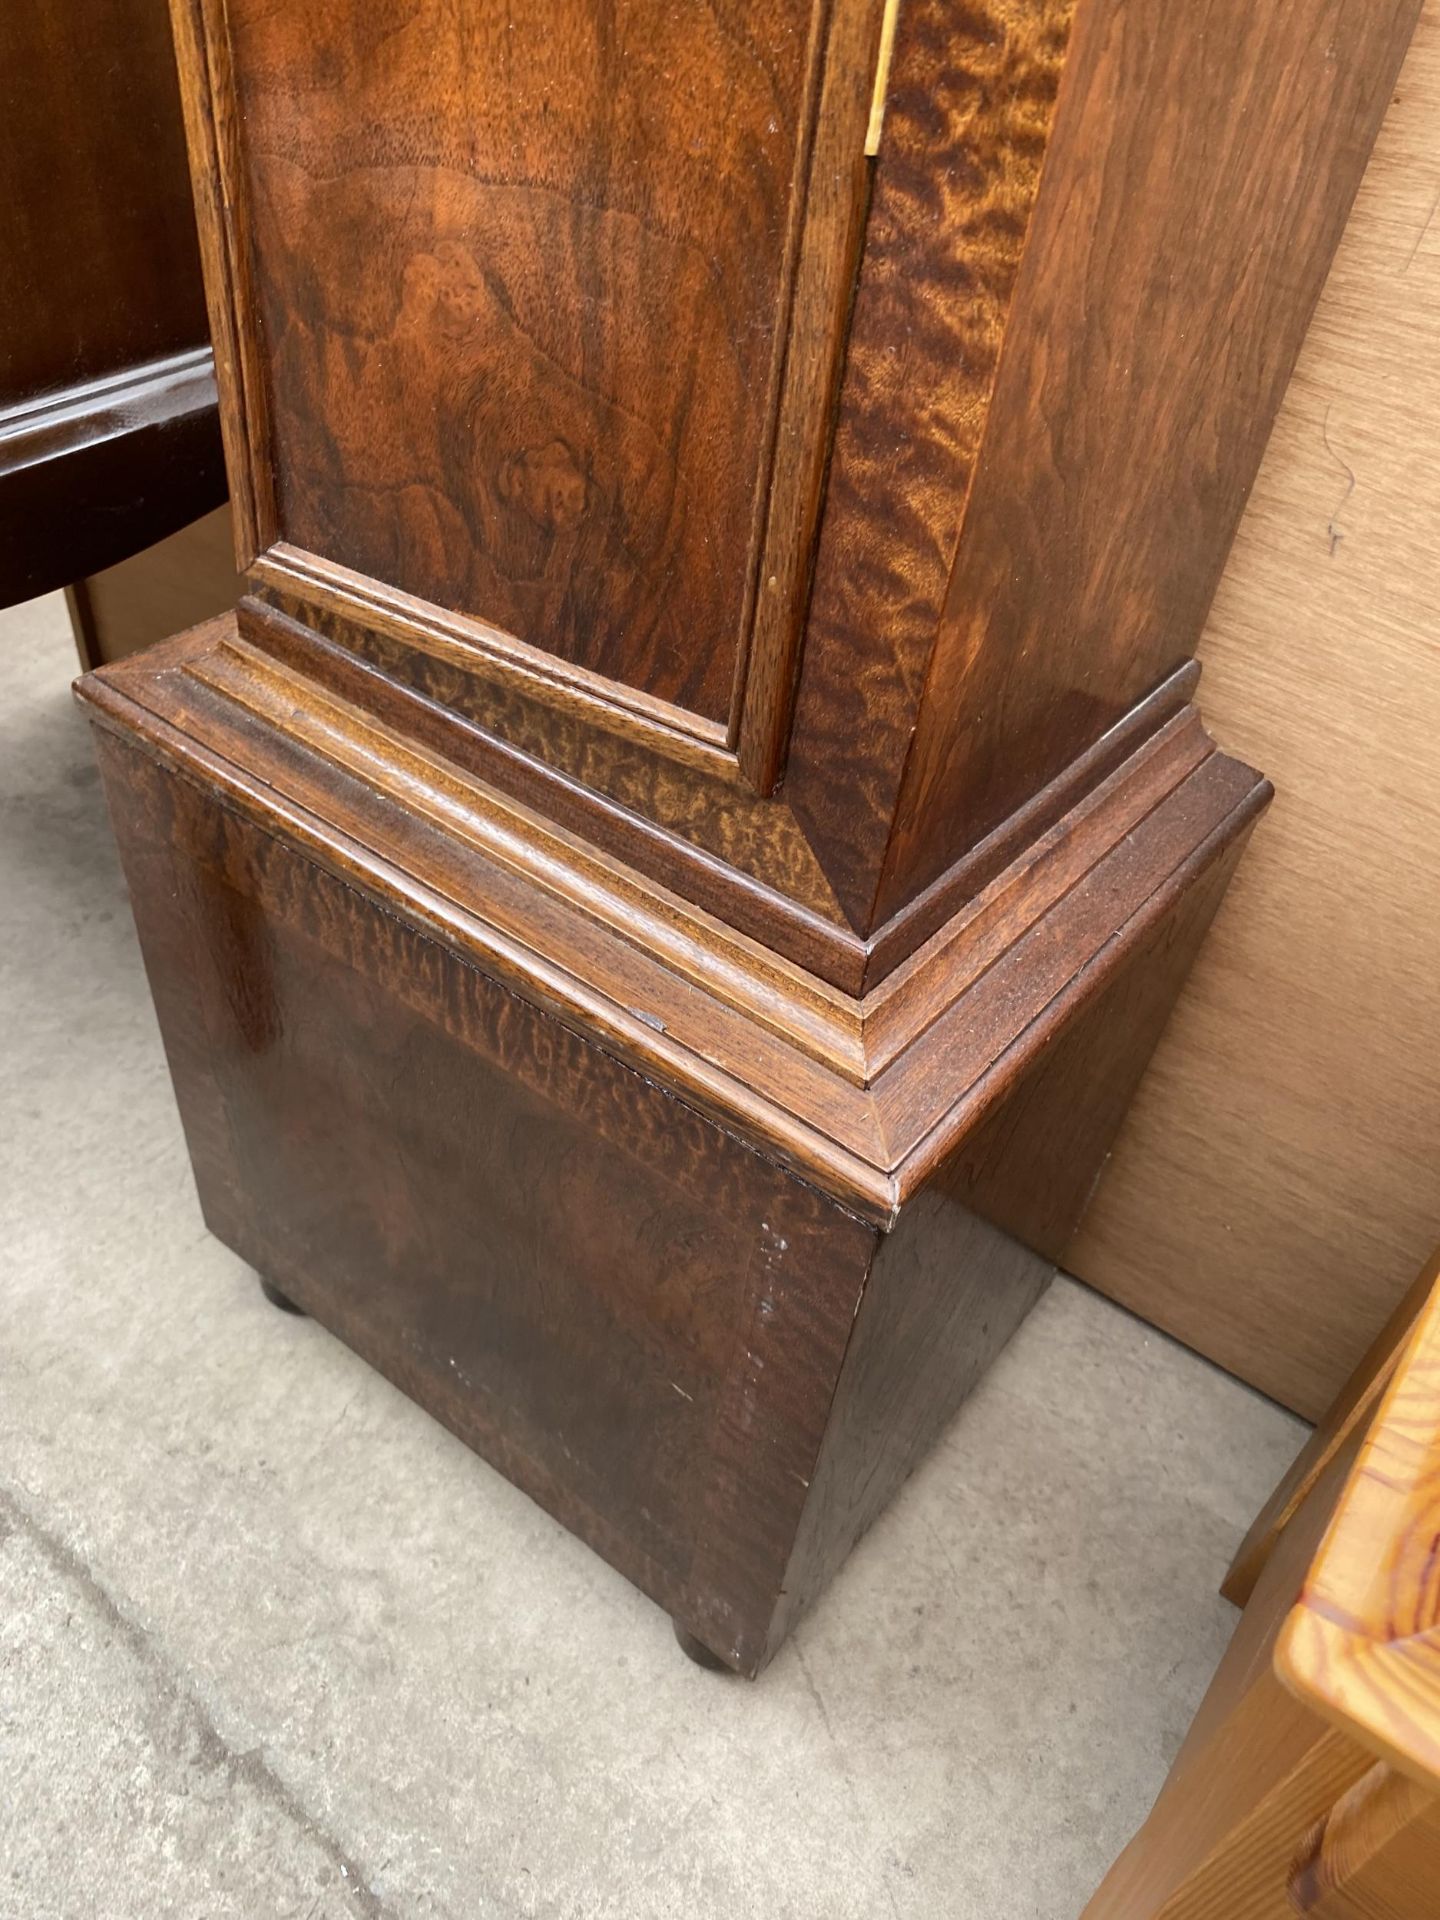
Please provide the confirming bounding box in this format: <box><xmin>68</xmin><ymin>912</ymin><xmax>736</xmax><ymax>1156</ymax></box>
<box><xmin>673</xmin><ymin>1619</ymin><xmax>733</xmax><ymax>1673</ymax></box>
<box><xmin>259</xmin><ymin>1276</ymin><xmax>306</xmax><ymax>1316</ymax></box>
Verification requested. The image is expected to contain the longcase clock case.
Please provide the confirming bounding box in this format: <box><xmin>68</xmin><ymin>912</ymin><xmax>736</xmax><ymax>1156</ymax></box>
<box><xmin>77</xmin><ymin>0</ymin><xmax>1419</xmax><ymax>1672</ymax></box>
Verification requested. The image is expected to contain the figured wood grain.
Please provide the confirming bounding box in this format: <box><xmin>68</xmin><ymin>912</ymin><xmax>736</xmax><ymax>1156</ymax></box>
<box><xmin>784</xmin><ymin>0</ymin><xmax>1075</xmax><ymax>927</ymax></box>
<box><xmin>91</xmin><ymin>0</ymin><xmax>1382</xmax><ymax>1675</ymax></box>
<box><xmin>216</xmin><ymin>0</ymin><xmax>864</xmax><ymax>727</ymax></box>
<box><xmin>864</xmin><ymin>0</ymin><xmax>1422</xmax><ymax>926</ymax></box>
<box><xmin>1067</xmin><ymin>8</ymin><xmax>1440</xmax><ymax>1419</ymax></box>
<box><xmin>77</xmin><ymin>614</ymin><xmax>1267</xmax><ymax>1225</ymax></box>
<box><xmin>784</xmin><ymin>0</ymin><xmax>1417</xmax><ymax>934</ymax></box>
<box><xmin>87</xmin><ymin>670</ymin><xmax>1241</xmax><ymax>1671</ymax></box>
<box><xmin>92</xmin><ymin>719</ymin><xmax>883</xmax><ymax>1673</ymax></box>
<box><xmin>167</xmin><ymin>0</ymin><xmax>1323</xmax><ymax>1012</ymax></box>
<box><xmin>243</xmin><ymin>587</ymin><xmax>869</xmax><ymax>984</ymax></box>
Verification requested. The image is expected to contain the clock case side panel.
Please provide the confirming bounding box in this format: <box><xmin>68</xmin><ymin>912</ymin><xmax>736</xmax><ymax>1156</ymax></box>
<box><xmin>784</xmin><ymin>0</ymin><xmax>1420</xmax><ymax>940</ymax></box>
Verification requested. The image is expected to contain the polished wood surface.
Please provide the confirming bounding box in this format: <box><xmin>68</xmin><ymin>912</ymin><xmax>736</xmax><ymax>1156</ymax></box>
<box><xmin>1068</xmin><ymin>6</ymin><xmax>1440</xmax><ymax>1420</ymax></box>
<box><xmin>1225</xmin><ymin>1247</ymin><xmax>1440</xmax><ymax>1610</ymax></box>
<box><xmin>1082</xmin><ymin>1260</ymin><xmax>1440</xmax><ymax>1919</ymax></box>
<box><xmin>223</xmin><ymin>0</ymin><xmax>869</xmax><ymax>726</ymax></box>
<box><xmin>1</xmin><ymin>0</ymin><xmax>205</xmax><ymax>394</ymax></box>
<box><xmin>0</xmin><ymin>0</ymin><xmax>224</xmax><ymax>603</ymax></box>
<box><xmin>165</xmin><ymin>0</ymin><xmax>1417</xmax><ymax>983</ymax></box>
<box><xmin>786</xmin><ymin>0</ymin><xmax>1418</xmax><ymax>931</ymax></box>
<box><xmin>1280</xmin><ymin>1282</ymin><xmax>1440</xmax><ymax>1787</ymax></box>
<box><xmin>84</xmin><ymin>645</ymin><xmax>1251</xmax><ymax>1671</ymax></box>
<box><xmin>782</xmin><ymin>0</ymin><xmax>1073</xmax><ymax>920</ymax></box>
<box><xmin>78</xmin><ymin>619</ymin><xmax>1263</xmax><ymax>1228</ymax></box>
<box><xmin>95</xmin><ymin>712</ymin><xmax>878</xmax><ymax>1672</ymax></box>
<box><xmin>1292</xmin><ymin>1767</ymin><xmax>1440</xmax><ymax>1917</ymax></box>
<box><xmin>77</xmin><ymin>0</ymin><xmax>1405</xmax><ymax>1664</ymax></box>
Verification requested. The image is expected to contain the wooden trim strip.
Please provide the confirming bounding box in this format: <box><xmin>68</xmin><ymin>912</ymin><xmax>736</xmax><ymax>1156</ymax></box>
<box><xmin>167</xmin><ymin>0</ymin><xmax>277</xmax><ymax>565</ymax></box>
<box><xmin>192</xmin><ymin>634</ymin><xmax>870</xmax><ymax>1083</ymax></box>
<box><xmin>77</xmin><ymin>615</ymin><xmax>1268</xmax><ymax>1224</ymax></box>
<box><xmin>240</xmin><ymin>595</ymin><xmax>866</xmax><ymax>984</ymax></box>
<box><xmin>253</xmin><ymin>544</ymin><xmax>736</xmax><ymax>771</ymax></box>
<box><xmin>0</xmin><ymin>349</ymin><xmax>216</xmax><ymax>471</ymax></box>
<box><xmin>735</xmin><ymin>0</ymin><xmax>885</xmax><ymax>792</ymax></box>
<box><xmin>864</xmin><ymin>659</ymin><xmax>1202</xmax><ymax>985</ymax></box>
<box><xmin>865</xmin><ymin>0</ymin><xmax>902</xmax><ymax>155</ymax></box>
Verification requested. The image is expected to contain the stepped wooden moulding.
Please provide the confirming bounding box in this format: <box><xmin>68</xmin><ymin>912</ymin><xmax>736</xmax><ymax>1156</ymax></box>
<box><xmin>77</xmin><ymin>0</ymin><xmax>1419</xmax><ymax>1673</ymax></box>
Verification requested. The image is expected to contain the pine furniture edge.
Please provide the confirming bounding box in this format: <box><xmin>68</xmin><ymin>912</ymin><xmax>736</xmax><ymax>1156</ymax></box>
<box><xmin>1276</xmin><ymin>1270</ymin><xmax>1440</xmax><ymax>1793</ymax></box>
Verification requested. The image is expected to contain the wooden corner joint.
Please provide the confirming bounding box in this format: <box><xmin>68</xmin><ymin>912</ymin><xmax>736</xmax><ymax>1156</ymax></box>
<box><xmin>1275</xmin><ymin>1274</ymin><xmax>1440</xmax><ymax>1793</ymax></box>
<box><xmin>76</xmin><ymin>613</ymin><xmax>1267</xmax><ymax>1227</ymax></box>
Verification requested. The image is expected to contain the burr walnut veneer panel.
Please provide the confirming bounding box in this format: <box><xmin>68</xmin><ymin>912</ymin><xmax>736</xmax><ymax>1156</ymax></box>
<box><xmin>173</xmin><ymin>0</ymin><xmax>1414</xmax><ymax>985</ymax></box>
<box><xmin>227</xmin><ymin>0</ymin><xmax>832</xmax><ymax>725</ymax></box>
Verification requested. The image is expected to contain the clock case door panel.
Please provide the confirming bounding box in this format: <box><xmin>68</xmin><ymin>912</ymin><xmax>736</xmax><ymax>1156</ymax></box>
<box><xmin>185</xmin><ymin>0</ymin><xmax>883</xmax><ymax>759</ymax></box>
<box><xmin>176</xmin><ymin>0</ymin><xmax>1415</xmax><ymax>1002</ymax></box>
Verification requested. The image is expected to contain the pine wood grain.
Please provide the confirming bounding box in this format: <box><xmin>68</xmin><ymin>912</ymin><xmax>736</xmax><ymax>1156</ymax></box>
<box><xmin>1068</xmin><ymin>6</ymin><xmax>1440</xmax><ymax>1419</ymax></box>
<box><xmin>1084</xmin><ymin>1258</ymin><xmax>1440</xmax><ymax>1919</ymax></box>
<box><xmin>1291</xmin><ymin>1765</ymin><xmax>1440</xmax><ymax>1916</ymax></box>
<box><xmin>1224</xmin><ymin>1246</ymin><xmax>1440</xmax><ymax>1609</ymax></box>
<box><xmin>1279</xmin><ymin>1281</ymin><xmax>1440</xmax><ymax>1789</ymax></box>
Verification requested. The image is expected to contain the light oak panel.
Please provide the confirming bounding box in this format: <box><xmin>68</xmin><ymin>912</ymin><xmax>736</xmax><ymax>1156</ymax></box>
<box><xmin>1069</xmin><ymin>6</ymin><xmax>1440</xmax><ymax>1420</ymax></box>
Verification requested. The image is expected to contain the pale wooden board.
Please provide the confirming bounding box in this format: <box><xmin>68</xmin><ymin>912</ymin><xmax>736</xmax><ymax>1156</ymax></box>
<box><xmin>1068</xmin><ymin>5</ymin><xmax>1440</xmax><ymax>1421</ymax></box>
<box><xmin>69</xmin><ymin>506</ymin><xmax>236</xmax><ymax>668</ymax></box>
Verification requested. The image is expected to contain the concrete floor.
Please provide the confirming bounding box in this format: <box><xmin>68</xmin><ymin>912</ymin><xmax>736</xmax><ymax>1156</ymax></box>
<box><xmin>0</xmin><ymin>590</ymin><xmax>1308</xmax><ymax>1920</ymax></box>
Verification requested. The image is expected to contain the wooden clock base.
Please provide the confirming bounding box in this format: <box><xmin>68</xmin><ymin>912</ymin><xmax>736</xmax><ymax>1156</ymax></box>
<box><xmin>258</xmin><ymin>1276</ymin><xmax>306</xmax><ymax>1316</ymax></box>
<box><xmin>78</xmin><ymin>614</ymin><xmax>1267</xmax><ymax>1675</ymax></box>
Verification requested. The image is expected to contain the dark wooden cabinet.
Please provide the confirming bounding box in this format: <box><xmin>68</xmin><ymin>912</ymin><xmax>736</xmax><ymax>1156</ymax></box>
<box><xmin>0</xmin><ymin>0</ymin><xmax>225</xmax><ymax>605</ymax></box>
<box><xmin>77</xmin><ymin>0</ymin><xmax>1418</xmax><ymax>1673</ymax></box>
